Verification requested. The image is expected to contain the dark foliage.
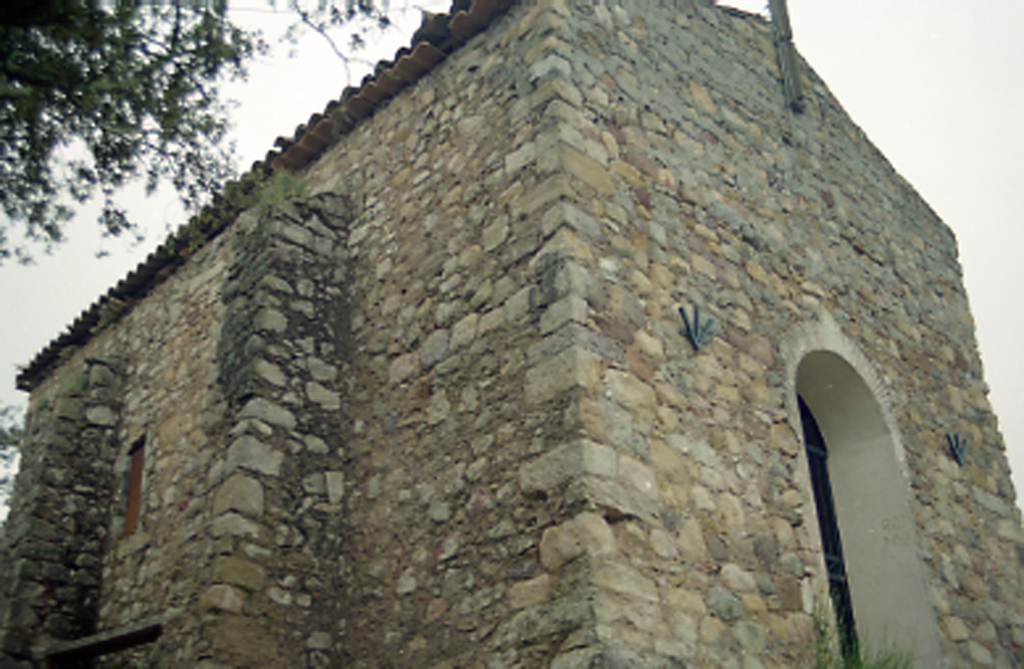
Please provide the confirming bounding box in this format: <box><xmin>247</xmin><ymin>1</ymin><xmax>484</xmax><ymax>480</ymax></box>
<box><xmin>0</xmin><ymin>405</ymin><xmax>22</xmax><ymax>449</ymax></box>
<box><xmin>0</xmin><ymin>0</ymin><xmax>262</xmax><ymax>262</ymax></box>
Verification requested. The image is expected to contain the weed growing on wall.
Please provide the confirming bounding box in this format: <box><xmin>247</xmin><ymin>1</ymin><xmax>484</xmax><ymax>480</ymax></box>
<box><xmin>255</xmin><ymin>170</ymin><xmax>308</xmax><ymax>212</ymax></box>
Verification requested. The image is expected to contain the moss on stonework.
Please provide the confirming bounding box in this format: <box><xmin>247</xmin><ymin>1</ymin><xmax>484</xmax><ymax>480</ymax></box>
<box><xmin>254</xmin><ymin>171</ymin><xmax>307</xmax><ymax>213</ymax></box>
<box><xmin>217</xmin><ymin>210</ymin><xmax>274</xmax><ymax>405</ymax></box>
<box><xmin>165</xmin><ymin>168</ymin><xmax>305</xmax><ymax>259</ymax></box>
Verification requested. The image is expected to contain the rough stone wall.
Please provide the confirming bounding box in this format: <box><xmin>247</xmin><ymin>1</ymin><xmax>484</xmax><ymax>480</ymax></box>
<box><xmin>300</xmin><ymin>0</ymin><xmax>1023</xmax><ymax>666</ymax></box>
<box><xmin>302</xmin><ymin>2</ymin><xmax>600</xmax><ymax>663</ymax></box>
<box><xmin>0</xmin><ymin>359</ymin><xmax>122</xmax><ymax>665</ymax></box>
<box><xmin>2</xmin><ymin>0</ymin><xmax>1021</xmax><ymax>667</ymax></box>
<box><xmin>0</xmin><ymin>228</ymin><xmax>233</xmax><ymax>668</ymax></box>
<box><xmin>0</xmin><ymin>193</ymin><xmax>354</xmax><ymax>668</ymax></box>
<box><xmin>536</xmin><ymin>1</ymin><xmax>1020</xmax><ymax>666</ymax></box>
<box><xmin>181</xmin><ymin>193</ymin><xmax>353</xmax><ymax>668</ymax></box>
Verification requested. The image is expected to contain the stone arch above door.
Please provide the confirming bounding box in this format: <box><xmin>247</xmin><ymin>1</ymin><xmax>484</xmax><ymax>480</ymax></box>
<box><xmin>780</xmin><ymin>314</ymin><xmax>941</xmax><ymax>666</ymax></box>
<box><xmin>780</xmin><ymin>314</ymin><xmax>907</xmax><ymax>477</ymax></box>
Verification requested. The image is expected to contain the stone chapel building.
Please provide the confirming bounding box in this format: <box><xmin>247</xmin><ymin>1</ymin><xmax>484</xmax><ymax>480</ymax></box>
<box><xmin>1</xmin><ymin>0</ymin><xmax>1021</xmax><ymax>666</ymax></box>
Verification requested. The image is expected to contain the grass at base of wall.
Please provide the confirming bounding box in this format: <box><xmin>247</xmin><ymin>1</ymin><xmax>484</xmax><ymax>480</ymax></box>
<box><xmin>813</xmin><ymin>615</ymin><xmax>914</xmax><ymax>669</ymax></box>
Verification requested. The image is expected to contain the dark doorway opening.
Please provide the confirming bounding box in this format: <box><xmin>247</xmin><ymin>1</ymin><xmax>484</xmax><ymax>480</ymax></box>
<box><xmin>799</xmin><ymin>394</ymin><xmax>858</xmax><ymax>658</ymax></box>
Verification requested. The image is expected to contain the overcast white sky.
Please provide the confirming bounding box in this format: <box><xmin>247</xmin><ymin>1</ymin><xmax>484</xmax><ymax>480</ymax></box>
<box><xmin>1</xmin><ymin>0</ymin><xmax>1022</xmax><ymax>493</ymax></box>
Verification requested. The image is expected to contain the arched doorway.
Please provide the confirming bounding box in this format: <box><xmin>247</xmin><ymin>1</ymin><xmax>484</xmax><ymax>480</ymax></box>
<box><xmin>796</xmin><ymin>350</ymin><xmax>939</xmax><ymax>666</ymax></box>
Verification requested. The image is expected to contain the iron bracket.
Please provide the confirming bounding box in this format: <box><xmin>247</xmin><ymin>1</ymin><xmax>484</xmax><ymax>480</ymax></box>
<box><xmin>678</xmin><ymin>305</ymin><xmax>715</xmax><ymax>352</ymax></box>
<box><xmin>946</xmin><ymin>432</ymin><xmax>968</xmax><ymax>466</ymax></box>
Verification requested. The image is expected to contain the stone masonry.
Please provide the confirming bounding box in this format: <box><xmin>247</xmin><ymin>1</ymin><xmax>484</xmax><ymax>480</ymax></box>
<box><xmin>1</xmin><ymin>0</ymin><xmax>1022</xmax><ymax>667</ymax></box>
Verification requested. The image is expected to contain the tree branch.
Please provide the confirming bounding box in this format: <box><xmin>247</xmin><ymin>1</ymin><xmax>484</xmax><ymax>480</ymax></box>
<box><xmin>293</xmin><ymin>8</ymin><xmax>375</xmax><ymax>81</ymax></box>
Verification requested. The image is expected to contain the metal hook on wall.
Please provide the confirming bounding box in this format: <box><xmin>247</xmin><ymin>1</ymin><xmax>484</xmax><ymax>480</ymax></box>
<box><xmin>678</xmin><ymin>305</ymin><xmax>715</xmax><ymax>352</ymax></box>
<box><xmin>946</xmin><ymin>432</ymin><xmax>968</xmax><ymax>466</ymax></box>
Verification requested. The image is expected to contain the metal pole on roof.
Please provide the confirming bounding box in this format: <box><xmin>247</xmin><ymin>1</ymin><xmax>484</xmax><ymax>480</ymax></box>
<box><xmin>769</xmin><ymin>0</ymin><xmax>804</xmax><ymax>113</ymax></box>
